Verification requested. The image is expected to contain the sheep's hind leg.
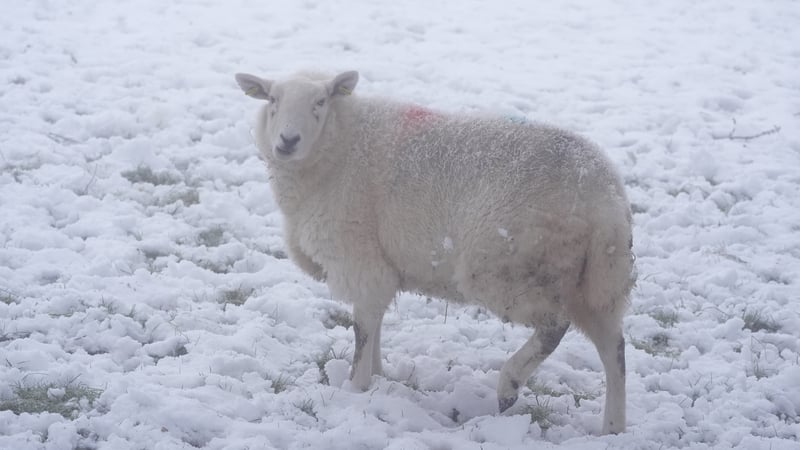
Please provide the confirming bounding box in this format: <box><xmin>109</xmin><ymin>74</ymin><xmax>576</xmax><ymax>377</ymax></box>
<box><xmin>497</xmin><ymin>317</ymin><xmax>570</xmax><ymax>412</ymax></box>
<box><xmin>583</xmin><ymin>317</ymin><xmax>626</xmax><ymax>434</ymax></box>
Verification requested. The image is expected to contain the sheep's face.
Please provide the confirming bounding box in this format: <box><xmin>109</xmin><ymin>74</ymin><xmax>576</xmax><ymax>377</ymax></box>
<box><xmin>235</xmin><ymin>71</ymin><xmax>359</xmax><ymax>163</ymax></box>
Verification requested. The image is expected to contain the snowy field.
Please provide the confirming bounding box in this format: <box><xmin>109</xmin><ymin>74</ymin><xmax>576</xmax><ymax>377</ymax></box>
<box><xmin>1</xmin><ymin>0</ymin><xmax>799</xmax><ymax>448</ymax></box>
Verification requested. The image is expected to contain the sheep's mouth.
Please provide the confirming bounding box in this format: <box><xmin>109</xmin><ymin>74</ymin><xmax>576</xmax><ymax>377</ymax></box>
<box><xmin>275</xmin><ymin>145</ymin><xmax>296</xmax><ymax>157</ymax></box>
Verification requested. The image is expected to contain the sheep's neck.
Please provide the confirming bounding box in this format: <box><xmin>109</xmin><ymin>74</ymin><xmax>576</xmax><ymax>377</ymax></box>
<box><xmin>267</xmin><ymin>125</ymin><xmax>349</xmax><ymax>215</ymax></box>
<box><xmin>268</xmin><ymin>151</ymin><xmax>340</xmax><ymax>214</ymax></box>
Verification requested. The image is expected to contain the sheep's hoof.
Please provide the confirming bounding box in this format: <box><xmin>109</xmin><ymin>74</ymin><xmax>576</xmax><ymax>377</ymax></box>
<box><xmin>498</xmin><ymin>395</ymin><xmax>518</xmax><ymax>413</ymax></box>
<box><xmin>602</xmin><ymin>422</ymin><xmax>625</xmax><ymax>435</ymax></box>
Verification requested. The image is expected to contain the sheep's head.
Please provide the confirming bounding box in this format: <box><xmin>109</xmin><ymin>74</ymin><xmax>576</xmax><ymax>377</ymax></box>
<box><xmin>235</xmin><ymin>71</ymin><xmax>359</xmax><ymax>163</ymax></box>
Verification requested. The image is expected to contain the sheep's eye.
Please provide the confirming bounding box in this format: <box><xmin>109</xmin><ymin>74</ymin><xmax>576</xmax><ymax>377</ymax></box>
<box><xmin>316</xmin><ymin>98</ymin><xmax>326</xmax><ymax>107</ymax></box>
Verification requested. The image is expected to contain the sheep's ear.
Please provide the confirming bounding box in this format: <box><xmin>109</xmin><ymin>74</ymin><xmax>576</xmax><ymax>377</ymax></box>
<box><xmin>235</xmin><ymin>73</ymin><xmax>272</xmax><ymax>100</ymax></box>
<box><xmin>328</xmin><ymin>71</ymin><xmax>359</xmax><ymax>97</ymax></box>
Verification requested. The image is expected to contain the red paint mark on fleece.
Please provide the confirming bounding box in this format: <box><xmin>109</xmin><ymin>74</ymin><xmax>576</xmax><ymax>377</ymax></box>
<box><xmin>402</xmin><ymin>106</ymin><xmax>438</xmax><ymax>127</ymax></box>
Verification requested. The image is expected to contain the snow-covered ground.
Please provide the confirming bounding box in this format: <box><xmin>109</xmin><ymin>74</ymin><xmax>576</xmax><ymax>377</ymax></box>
<box><xmin>1</xmin><ymin>0</ymin><xmax>799</xmax><ymax>448</ymax></box>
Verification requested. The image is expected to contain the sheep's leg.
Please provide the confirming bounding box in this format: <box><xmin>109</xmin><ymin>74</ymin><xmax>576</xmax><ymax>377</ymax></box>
<box><xmin>350</xmin><ymin>302</ymin><xmax>389</xmax><ymax>390</ymax></box>
<box><xmin>584</xmin><ymin>320</ymin><xmax>626</xmax><ymax>434</ymax></box>
<box><xmin>328</xmin><ymin>259</ymin><xmax>398</xmax><ymax>391</ymax></box>
<box><xmin>371</xmin><ymin>314</ymin><xmax>384</xmax><ymax>375</ymax></box>
<box><xmin>497</xmin><ymin>317</ymin><xmax>570</xmax><ymax>413</ymax></box>
<box><xmin>286</xmin><ymin>241</ymin><xmax>325</xmax><ymax>282</ymax></box>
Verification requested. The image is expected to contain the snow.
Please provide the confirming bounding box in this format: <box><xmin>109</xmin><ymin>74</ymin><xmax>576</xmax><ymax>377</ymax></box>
<box><xmin>1</xmin><ymin>0</ymin><xmax>799</xmax><ymax>449</ymax></box>
<box><xmin>442</xmin><ymin>237</ymin><xmax>453</xmax><ymax>252</ymax></box>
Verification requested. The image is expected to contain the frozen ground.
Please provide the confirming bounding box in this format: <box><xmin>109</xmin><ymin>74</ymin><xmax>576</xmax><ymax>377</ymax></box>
<box><xmin>1</xmin><ymin>0</ymin><xmax>799</xmax><ymax>448</ymax></box>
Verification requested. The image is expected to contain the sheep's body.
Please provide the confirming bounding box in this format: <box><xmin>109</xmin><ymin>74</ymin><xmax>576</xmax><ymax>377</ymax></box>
<box><xmin>236</xmin><ymin>71</ymin><xmax>635</xmax><ymax>435</ymax></box>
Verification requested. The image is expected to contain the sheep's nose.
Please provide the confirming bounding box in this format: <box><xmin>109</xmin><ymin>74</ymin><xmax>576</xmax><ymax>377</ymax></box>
<box><xmin>279</xmin><ymin>133</ymin><xmax>301</xmax><ymax>149</ymax></box>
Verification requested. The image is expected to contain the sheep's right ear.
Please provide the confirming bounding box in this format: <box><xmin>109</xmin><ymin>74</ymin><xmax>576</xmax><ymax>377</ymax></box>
<box><xmin>235</xmin><ymin>73</ymin><xmax>272</xmax><ymax>100</ymax></box>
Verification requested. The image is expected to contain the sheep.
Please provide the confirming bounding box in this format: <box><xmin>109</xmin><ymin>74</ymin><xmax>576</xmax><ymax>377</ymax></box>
<box><xmin>234</xmin><ymin>70</ymin><xmax>636</xmax><ymax>434</ymax></box>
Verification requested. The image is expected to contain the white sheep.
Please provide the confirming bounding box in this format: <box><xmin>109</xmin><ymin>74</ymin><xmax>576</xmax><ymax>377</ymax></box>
<box><xmin>235</xmin><ymin>70</ymin><xmax>635</xmax><ymax>434</ymax></box>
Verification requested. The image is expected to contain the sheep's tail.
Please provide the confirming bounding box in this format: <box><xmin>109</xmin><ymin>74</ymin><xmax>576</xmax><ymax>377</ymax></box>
<box><xmin>580</xmin><ymin>204</ymin><xmax>636</xmax><ymax>314</ymax></box>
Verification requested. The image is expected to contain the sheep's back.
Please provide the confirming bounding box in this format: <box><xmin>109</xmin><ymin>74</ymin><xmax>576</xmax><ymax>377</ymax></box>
<box><xmin>367</xmin><ymin>110</ymin><xmax>625</xmax><ymax>298</ymax></box>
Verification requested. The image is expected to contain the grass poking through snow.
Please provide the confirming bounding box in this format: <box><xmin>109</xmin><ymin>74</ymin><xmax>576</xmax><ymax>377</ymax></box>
<box><xmin>0</xmin><ymin>287</ymin><xmax>19</xmax><ymax>305</ymax></box>
<box><xmin>742</xmin><ymin>310</ymin><xmax>780</xmax><ymax>333</ymax></box>
<box><xmin>650</xmin><ymin>309</ymin><xmax>679</xmax><ymax>328</ymax></box>
<box><xmin>0</xmin><ymin>379</ymin><xmax>102</xmax><ymax>417</ymax></box>
<box><xmin>217</xmin><ymin>286</ymin><xmax>254</xmax><ymax>310</ymax></box>
<box><xmin>294</xmin><ymin>399</ymin><xmax>318</xmax><ymax>421</ymax></box>
<box><xmin>121</xmin><ymin>166</ymin><xmax>181</xmax><ymax>186</ymax></box>
<box><xmin>197</xmin><ymin>227</ymin><xmax>226</xmax><ymax>247</ymax></box>
<box><xmin>630</xmin><ymin>332</ymin><xmax>679</xmax><ymax>357</ymax></box>
<box><xmin>524</xmin><ymin>396</ymin><xmax>554</xmax><ymax>434</ymax></box>
<box><xmin>314</xmin><ymin>347</ymin><xmax>349</xmax><ymax>385</ymax></box>
<box><xmin>268</xmin><ymin>374</ymin><xmax>292</xmax><ymax>394</ymax></box>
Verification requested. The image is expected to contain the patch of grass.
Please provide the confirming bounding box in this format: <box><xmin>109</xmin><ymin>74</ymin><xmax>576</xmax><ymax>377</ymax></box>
<box><xmin>165</xmin><ymin>187</ymin><xmax>200</xmax><ymax>207</ymax></box>
<box><xmin>315</xmin><ymin>355</ymin><xmax>332</xmax><ymax>386</ymax></box>
<box><xmin>449</xmin><ymin>408</ymin><xmax>460</xmax><ymax>423</ymax></box>
<box><xmin>76</xmin><ymin>428</ymin><xmax>99</xmax><ymax>450</ymax></box>
<box><xmin>0</xmin><ymin>379</ymin><xmax>102</xmax><ymax>417</ymax></box>
<box><xmin>526</xmin><ymin>378</ymin><xmax>563</xmax><ymax>398</ymax></box>
<box><xmin>197</xmin><ymin>227</ymin><xmax>225</xmax><ymax>248</ymax></box>
<box><xmin>314</xmin><ymin>347</ymin><xmax>349</xmax><ymax>385</ymax></box>
<box><xmin>630</xmin><ymin>332</ymin><xmax>678</xmax><ymax>357</ymax></box>
<box><xmin>151</xmin><ymin>343</ymin><xmax>188</xmax><ymax>363</ymax></box>
<box><xmin>294</xmin><ymin>399</ymin><xmax>318</xmax><ymax>421</ymax></box>
<box><xmin>630</xmin><ymin>203</ymin><xmax>648</xmax><ymax>214</ymax></box>
<box><xmin>268</xmin><ymin>373</ymin><xmax>292</xmax><ymax>394</ymax></box>
<box><xmin>194</xmin><ymin>258</ymin><xmax>231</xmax><ymax>274</ymax></box>
<box><xmin>687</xmin><ymin>375</ymin><xmax>713</xmax><ymax>407</ymax></box>
<box><xmin>0</xmin><ymin>329</ymin><xmax>32</xmax><ymax>343</ymax></box>
<box><xmin>217</xmin><ymin>286</ymin><xmax>254</xmax><ymax>310</ymax></box>
<box><xmin>650</xmin><ymin>309</ymin><xmax>679</xmax><ymax>328</ymax></box>
<box><xmin>742</xmin><ymin>310</ymin><xmax>780</xmax><ymax>333</ymax></box>
<box><xmin>121</xmin><ymin>165</ymin><xmax>181</xmax><ymax>186</ymax></box>
<box><xmin>571</xmin><ymin>390</ymin><xmax>598</xmax><ymax>408</ymax></box>
<box><xmin>142</xmin><ymin>248</ymin><xmax>170</xmax><ymax>262</ymax></box>
<box><xmin>750</xmin><ymin>354</ymin><xmax>768</xmax><ymax>380</ymax></box>
<box><xmin>401</xmin><ymin>364</ymin><xmax>420</xmax><ymax>391</ymax></box>
<box><xmin>321</xmin><ymin>308</ymin><xmax>354</xmax><ymax>330</ymax></box>
<box><xmin>667</xmin><ymin>186</ymin><xmax>693</xmax><ymax>198</ymax></box>
<box><xmin>98</xmin><ymin>298</ymin><xmax>118</xmax><ymax>315</ymax></box>
<box><xmin>705</xmin><ymin>244</ymin><xmax>747</xmax><ymax>264</ymax></box>
<box><xmin>748</xmin><ymin>337</ymin><xmax>775</xmax><ymax>380</ymax></box>
<box><xmin>266</xmin><ymin>248</ymin><xmax>288</xmax><ymax>260</ymax></box>
<box><xmin>0</xmin><ymin>287</ymin><xmax>19</xmax><ymax>305</ymax></box>
<box><xmin>523</xmin><ymin>396</ymin><xmax>554</xmax><ymax>433</ymax></box>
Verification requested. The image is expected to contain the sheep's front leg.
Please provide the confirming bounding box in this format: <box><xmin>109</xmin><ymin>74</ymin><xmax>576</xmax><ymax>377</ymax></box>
<box><xmin>371</xmin><ymin>314</ymin><xmax>384</xmax><ymax>375</ymax></box>
<box><xmin>328</xmin><ymin>262</ymin><xmax>398</xmax><ymax>391</ymax></box>
<box><xmin>350</xmin><ymin>304</ymin><xmax>387</xmax><ymax>390</ymax></box>
<box><xmin>285</xmin><ymin>237</ymin><xmax>325</xmax><ymax>282</ymax></box>
<box><xmin>497</xmin><ymin>317</ymin><xmax>570</xmax><ymax>412</ymax></box>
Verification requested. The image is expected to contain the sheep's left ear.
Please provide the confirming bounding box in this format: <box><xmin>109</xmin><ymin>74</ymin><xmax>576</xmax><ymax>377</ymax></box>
<box><xmin>328</xmin><ymin>71</ymin><xmax>359</xmax><ymax>97</ymax></box>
